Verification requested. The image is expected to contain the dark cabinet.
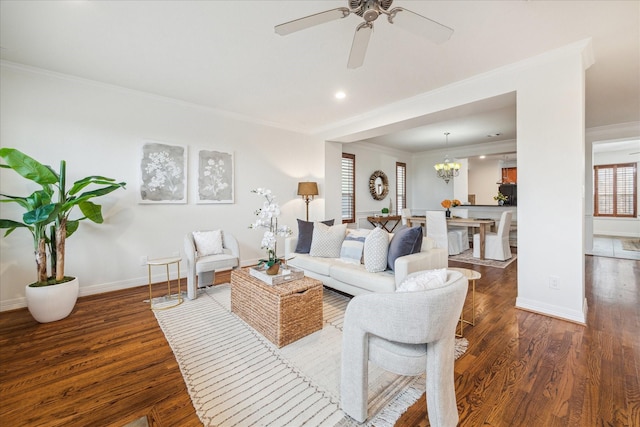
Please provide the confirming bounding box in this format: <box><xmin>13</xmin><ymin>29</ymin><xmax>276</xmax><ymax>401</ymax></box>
<box><xmin>499</xmin><ymin>184</ymin><xmax>517</xmax><ymax>206</ymax></box>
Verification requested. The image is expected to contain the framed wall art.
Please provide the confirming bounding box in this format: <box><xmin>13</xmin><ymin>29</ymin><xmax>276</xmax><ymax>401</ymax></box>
<box><xmin>197</xmin><ymin>149</ymin><xmax>234</xmax><ymax>204</ymax></box>
<box><xmin>138</xmin><ymin>141</ymin><xmax>187</xmax><ymax>204</ymax></box>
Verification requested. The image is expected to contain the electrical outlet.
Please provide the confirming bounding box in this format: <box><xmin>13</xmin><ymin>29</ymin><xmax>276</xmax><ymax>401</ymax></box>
<box><xmin>549</xmin><ymin>275</ymin><xmax>560</xmax><ymax>290</ymax></box>
<box><xmin>140</xmin><ymin>256</ymin><xmax>148</xmax><ymax>266</ymax></box>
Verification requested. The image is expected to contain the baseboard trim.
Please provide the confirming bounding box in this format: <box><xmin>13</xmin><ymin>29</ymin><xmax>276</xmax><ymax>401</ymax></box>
<box><xmin>515</xmin><ymin>297</ymin><xmax>588</xmax><ymax>325</ymax></box>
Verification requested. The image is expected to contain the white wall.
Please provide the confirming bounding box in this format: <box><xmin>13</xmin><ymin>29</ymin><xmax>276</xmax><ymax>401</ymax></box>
<box><xmin>0</xmin><ymin>64</ymin><xmax>325</xmax><ymax>310</ymax></box>
<box><xmin>468</xmin><ymin>158</ymin><xmax>502</xmax><ymax>205</ymax></box>
<box><xmin>341</xmin><ymin>142</ymin><xmax>411</xmax><ymax>223</ymax></box>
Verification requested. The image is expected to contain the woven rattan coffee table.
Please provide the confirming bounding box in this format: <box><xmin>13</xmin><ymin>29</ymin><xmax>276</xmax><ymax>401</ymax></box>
<box><xmin>230</xmin><ymin>267</ymin><xmax>323</xmax><ymax>348</ymax></box>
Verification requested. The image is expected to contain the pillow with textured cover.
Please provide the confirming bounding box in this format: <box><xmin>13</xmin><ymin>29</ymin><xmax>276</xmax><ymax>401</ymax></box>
<box><xmin>363</xmin><ymin>227</ymin><xmax>389</xmax><ymax>273</ymax></box>
<box><xmin>294</xmin><ymin>219</ymin><xmax>335</xmax><ymax>253</ymax></box>
<box><xmin>396</xmin><ymin>268</ymin><xmax>448</xmax><ymax>292</ymax></box>
<box><xmin>339</xmin><ymin>229</ymin><xmax>370</xmax><ymax>264</ymax></box>
<box><xmin>309</xmin><ymin>223</ymin><xmax>347</xmax><ymax>258</ymax></box>
<box><xmin>387</xmin><ymin>226</ymin><xmax>423</xmax><ymax>271</ymax></box>
<box><xmin>192</xmin><ymin>230</ymin><xmax>224</xmax><ymax>256</ymax></box>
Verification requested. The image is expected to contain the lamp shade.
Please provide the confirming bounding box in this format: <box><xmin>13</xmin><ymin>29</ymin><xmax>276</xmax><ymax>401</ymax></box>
<box><xmin>297</xmin><ymin>182</ymin><xmax>319</xmax><ymax>196</ymax></box>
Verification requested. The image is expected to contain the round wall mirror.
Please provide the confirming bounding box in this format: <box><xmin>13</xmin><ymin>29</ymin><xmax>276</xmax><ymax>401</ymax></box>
<box><xmin>369</xmin><ymin>170</ymin><xmax>389</xmax><ymax>200</ymax></box>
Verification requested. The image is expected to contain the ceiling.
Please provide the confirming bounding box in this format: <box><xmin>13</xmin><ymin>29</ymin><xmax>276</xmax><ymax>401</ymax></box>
<box><xmin>1</xmin><ymin>1</ymin><xmax>638</xmax><ymax>153</ymax></box>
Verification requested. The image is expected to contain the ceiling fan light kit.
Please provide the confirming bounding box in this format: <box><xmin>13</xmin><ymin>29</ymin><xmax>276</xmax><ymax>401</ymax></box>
<box><xmin>274</xmin><ymin>0</ymin><xmax>453</xmax><ymax>69</ymax></box>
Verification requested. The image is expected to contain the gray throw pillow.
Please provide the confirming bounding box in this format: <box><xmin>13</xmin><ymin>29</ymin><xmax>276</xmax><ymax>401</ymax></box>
<box><xmin>387</xmin><ymin>226</ymin><xmax>423</xmax><ymax>270</ymax></box>
<box><xmin>294</xmin><ymin>219</ymin><xmax>335</xmax><ymax>253</ymax></box>
<box><xmin>364</xmin><ymin>227</ymin><xmax>389</xmax><ymax>273</ymax></box>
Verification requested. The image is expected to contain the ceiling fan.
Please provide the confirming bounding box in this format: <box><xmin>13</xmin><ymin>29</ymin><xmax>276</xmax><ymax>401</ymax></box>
<box><xmin>274</xmin><ymin>0</ymin><xmax>454</xmax><ymax>69</ymax></box>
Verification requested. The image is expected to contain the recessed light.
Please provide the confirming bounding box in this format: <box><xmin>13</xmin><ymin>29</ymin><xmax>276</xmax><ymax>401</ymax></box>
<box><xmin>335</xmin><ymin>91</ymin><xmax>346</xmax><ymax>100</ymax></box>
<box><xmin>479</xmin><ymin>155</ymin><xmax>486</xmax><ymax>159</ymax></box>
<box><xmin>486</xmin><ymin>133</ymin><xmax>502</xmax><ymax>137</ymax></box>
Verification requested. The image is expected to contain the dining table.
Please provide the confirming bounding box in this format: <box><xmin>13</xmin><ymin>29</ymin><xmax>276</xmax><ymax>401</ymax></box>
<box><xmin>406</xmin><ymin>215</ymin><xmax>496</xmax><ymax>260</ymax></box>
<box><xmin>367</xmin><ymin>215</ymin><xmax>402</xmax><ymax>232</ymax></box>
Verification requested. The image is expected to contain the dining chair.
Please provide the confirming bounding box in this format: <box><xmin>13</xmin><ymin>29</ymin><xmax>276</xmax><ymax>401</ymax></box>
<box><xmin>426</xmin><ymin>210</ymin><xmax>461</xmax><ymax>255</ymax></box>
<box><xmin>449</xmin><ymin>208</ymin><xmax>470</xmax><ymax>252</ymax></box>
<box><xmin>401</xmin><ymin>208</ymin><xmax>411</xmax><ymax>225</ymax></box>
<box><xmin>473</xmin><ymin>211</ymin><xmax>513</xmax><ymax>260</ymax></box>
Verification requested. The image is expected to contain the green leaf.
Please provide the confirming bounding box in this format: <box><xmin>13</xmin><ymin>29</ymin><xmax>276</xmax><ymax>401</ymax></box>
<box><xmin>0</xmin><ymin>148</ymin><xmax>58</xmax><ymax>185</ymax></box>
<box><xmin>68</xmin><ymin>176</ymin><xmax>119</xmax><ymax>195</ymax></box>
<box><xmin>0</xmin><ymin>219</ymin><xmax>29</xmax><ymax>229</ymax></box>
<box><xmin>66</xmin><ymin>220</ymin><xmax>80</xmax><ymax>238</ymax></box>
<box><xmin>78</xmin><ymin>200</ymin><xmax>104</xmax><ymax>223</ymax></box>
<box><xmin>23</xmin><ymin>204</ymin><xmax>58</xmax><ymax>226</ymax></box>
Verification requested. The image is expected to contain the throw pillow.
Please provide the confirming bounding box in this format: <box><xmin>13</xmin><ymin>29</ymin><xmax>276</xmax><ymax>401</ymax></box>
<box><xmin>339</xmin><ymin>229</ymin><xmax>370</xmax><ymax>264</ymax></box>
<box><xmin>192</xmin><ymin>230</ymin><xmax>223</xmax><ymax>256</ymax></box>
<box><xmin>309</xmin><ymin>223</ymin><xmax>347</xmax><ymax>258</ymax></box>
<box><xmin>396</xmin><ymin>268</ymin><xmax>448</xmax><ymax>292</ymax></box>
<box><xmin>364</xmin><ymin>227</ymin><xmax>389</xmax><ymax>273</ymax></box>
<box><xmin>387</xmin><ymin>226</ymin><xmax>423</xmax><ymax>270</ymax></box>
<box><xmin>294</xmin><ymin>219</ymin><xmax>335</xmax><ymax>253</ymax></box>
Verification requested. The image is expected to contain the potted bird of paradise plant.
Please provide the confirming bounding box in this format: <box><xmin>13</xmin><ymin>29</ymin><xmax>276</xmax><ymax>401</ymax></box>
<box><xmin>0</xmin><ymin>148</ymin><xmax>126</xmax><ymax>322</ymax></box>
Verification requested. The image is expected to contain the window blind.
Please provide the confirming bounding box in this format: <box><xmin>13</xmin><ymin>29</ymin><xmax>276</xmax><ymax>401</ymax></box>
<box><xmin>594</xmin><ymin>163</ymin><xmax>637</xmax><ymax>217</ymax></box>
<box><xmin>342</xmin><ymin>153</ymin><xmax>355</xmax><ymax>223</ymax></box>
<box><xmin>396</xmin><ymin>162</ymin><xmax>406</xmax><ymax>211</ymax></box>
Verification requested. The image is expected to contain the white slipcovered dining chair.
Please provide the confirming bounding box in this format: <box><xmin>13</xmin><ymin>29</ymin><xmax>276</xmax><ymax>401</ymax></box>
<box><xmin>449</xmin><ymin>208</ymin><xmax>470</xmax><ymax>252</ymax></box>
<box><xmin>473</xmin><ymin>210</ymin><xmax>513</xmax><ymax>261</ymax></box>
<box><xmin>184</xmin><ymin>230</ymin><xmax>240</xmax><ymax>300</ymax></box>
<box><xmin>426</xmin><ymin>210</ymin><xmax>462</xmax><ymax>255</ymax></box>
<box><xmin>400</xmin><ymin>208</ymin><xmax>411</xmax><ymax>225</ymax></box>
<box><xmin>340</xmin><ymin>269</ymin><xmax>468</xmax><ymax>426</ymax></box>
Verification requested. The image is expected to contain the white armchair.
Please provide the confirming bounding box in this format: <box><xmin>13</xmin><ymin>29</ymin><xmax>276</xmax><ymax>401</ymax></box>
<box><xmin>340</xmin><ymin>270</ymin><xmax>468</xmax><ymax>425</ymax></box>
<box><xmin>184</xmin><ymin>230</ymin><xmax>240</xmax><ymax>300</ymax></box>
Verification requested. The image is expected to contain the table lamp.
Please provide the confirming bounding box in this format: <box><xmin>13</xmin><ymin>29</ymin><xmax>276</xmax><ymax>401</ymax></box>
<box><xmin>297</xmin><ymin>182</ymin><xmax>319</xmax><ymax>221</ymax></box>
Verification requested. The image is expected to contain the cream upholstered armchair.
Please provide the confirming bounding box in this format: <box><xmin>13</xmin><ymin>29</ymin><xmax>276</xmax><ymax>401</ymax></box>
<box><xmin>340</xmin><ymin>270</ymin><xmax>468</xmax><ymax>426</ymax></box>
<box><xmin>184</xmin><ymin>230</ymin><xmax>239</xmax><ymax>300</ymax></box>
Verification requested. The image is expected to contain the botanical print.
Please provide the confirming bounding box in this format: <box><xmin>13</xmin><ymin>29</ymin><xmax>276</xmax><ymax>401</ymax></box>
<box><xmin>197</xmin><ymin>150</ymin><xmax>234</xmax><ymax>203</ymax></box>
<box><xmin>139</xmin><ymin>142</ymin><xmax>187</xmax><ymax>203</ymax></box>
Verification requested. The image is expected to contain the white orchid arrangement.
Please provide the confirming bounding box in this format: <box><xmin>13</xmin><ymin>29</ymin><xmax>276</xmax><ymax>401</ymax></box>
<box><xmin>249</xmin><ymin>188</ymin><xmax>292</xmax><ymax>267</ymax></box>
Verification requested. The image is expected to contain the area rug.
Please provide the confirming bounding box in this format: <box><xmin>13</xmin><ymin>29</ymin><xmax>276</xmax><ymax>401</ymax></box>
<box><xmin>153</xmin><ymin>285</ymin><xmax>468</xmax><ymax>427</ymax></box>
<box><xmin>621</xmin><ymin>238</ymin><xmax>640</xmax><ymax>251</ymax></box>
<box><xmin>449</xmin><ymin>249</ymin><xmax>517</xmax><ymax>268</ymax></box>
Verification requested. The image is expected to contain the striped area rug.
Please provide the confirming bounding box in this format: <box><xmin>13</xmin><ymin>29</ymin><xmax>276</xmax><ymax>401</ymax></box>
<box><xmin>154</xmin><ymin>285</ymin><xmax>468</xmax><ymax>427</ymax></box>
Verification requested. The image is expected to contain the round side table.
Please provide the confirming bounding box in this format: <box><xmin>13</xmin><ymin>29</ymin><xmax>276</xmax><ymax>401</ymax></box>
<box><xmin>448</xmin><ymin>267</ymin><xmax>481</xmax><ymax>337</ymax></box>
<box><xmin>147</xmin><ymin>256</ymin><xmax>183</xmax><ymax>310</ymax></box>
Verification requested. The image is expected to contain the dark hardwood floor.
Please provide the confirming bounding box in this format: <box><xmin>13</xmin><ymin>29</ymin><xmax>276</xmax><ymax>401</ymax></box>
<box><xmin>0</xmin><ymin>255</ymin><xmax>638</xmax><ymax>426</ymax></box>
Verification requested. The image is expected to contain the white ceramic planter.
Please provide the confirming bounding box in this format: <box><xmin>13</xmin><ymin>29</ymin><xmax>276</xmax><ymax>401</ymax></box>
<box><xmin>26</xmin><ymin>277</ymin><xmax>79</xmax><ymax>323</ymax></box>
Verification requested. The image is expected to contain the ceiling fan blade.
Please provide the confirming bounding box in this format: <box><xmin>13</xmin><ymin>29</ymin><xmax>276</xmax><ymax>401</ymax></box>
<box><xmin>387</xmin><ymin>7</ymin><xmax>453</xmax><ymax>44</ymax></box>
<box><xmin>347</xmin><ymin>22</ymin><xmax>373</xmax><ymax>69</ymax></box>
<box><xmin>275</xmin><ymin>7</ymin><xmax>351</xmax><ymax>36</ymax></box>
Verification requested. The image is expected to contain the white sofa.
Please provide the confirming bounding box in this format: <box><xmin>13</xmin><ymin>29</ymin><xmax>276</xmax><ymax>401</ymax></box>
<box><xmin>284</xmin><ymin>235</ymin><xmax>448</xmax><ymax>296</ymax></box>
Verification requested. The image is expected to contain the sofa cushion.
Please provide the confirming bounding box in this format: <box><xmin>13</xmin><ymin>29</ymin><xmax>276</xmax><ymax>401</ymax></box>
<box><xmin>294</xmin><ymin>219</ymin><xmax>335</xmax><ymax>254</ymax></box>
<box><xmin>387</xmin><ymin>226</ymin><xmax>423</xmax><ymax>270</ymax></box>
<box><xmin>192</xmin><ymin>230</ymin><xmax>223</xmax><ymax>256</ymax></box>
<box><xmin>287</xmin><ymin>253</ymin><xmax>334</xmax><ymax>276</ymax></box>
<box><xmin>364</xmin><ymin>227</ymin><xmax>389</xmax><ymax>273</ymax></box>
<box><xmin>329</xmin><ymin>262</ymin><xmax>396</xmax><ymax>293</ymax></box>
<box><xmin>396</xmin><ymin>268</ymin><xmax>448</xmax><ymax>292</ymax></box>
<box><xmin>195</xmin><ymin>252</ymin><xmax>239</xmax><ymax>273</ymax></box>
<box><xmin>310</xmin><ymin>223</ymin><xmax>347</xmax><ymax>258</ymax></box>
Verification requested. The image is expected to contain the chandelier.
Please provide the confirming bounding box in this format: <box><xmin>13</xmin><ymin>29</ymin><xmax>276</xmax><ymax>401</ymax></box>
<box><xmin>434</xmin><ymin>132</ymin><xmax>461</xmax><ymax>184</ymax></box>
